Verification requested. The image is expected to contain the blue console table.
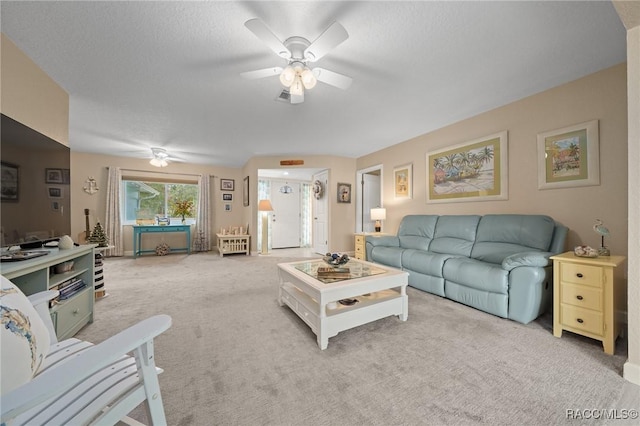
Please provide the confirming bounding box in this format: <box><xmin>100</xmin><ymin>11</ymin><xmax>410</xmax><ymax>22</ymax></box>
<box><xmin>133</xmin><ymin>225</ymin><xmax>191</xmax><ymax>258</ymax></box>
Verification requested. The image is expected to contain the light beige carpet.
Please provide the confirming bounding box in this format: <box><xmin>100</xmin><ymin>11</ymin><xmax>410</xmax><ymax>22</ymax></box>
<box><xmin>76</xmin><ymin>252</ymin><xmax>639</xmax><ymax>425</ymax></box>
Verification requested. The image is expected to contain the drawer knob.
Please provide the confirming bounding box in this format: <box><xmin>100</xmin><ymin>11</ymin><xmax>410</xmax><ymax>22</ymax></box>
<box><xmin>576</xmin><ymin>273</ymin><xmax>583</xmax><ymax>278</ymax></box>
<box><xmin>577</xmin><ymin>318</ymin><xmax>584</xmax><ymax>324</ymax></box>
<box><xmin>576</xmin><ymin>295</ymin><xmax>584</xmax><ymax>301</ymax></box>
<box><xmin>73</xmin><ymin>308</ymin><xmax>80</xmax><ymax>315</ymax></box>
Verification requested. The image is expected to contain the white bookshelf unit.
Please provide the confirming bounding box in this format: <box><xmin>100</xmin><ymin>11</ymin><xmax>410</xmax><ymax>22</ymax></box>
<box><xmin>1</xmin><ymin>245</ymin><xmax>96</xmax><ymax>340</ymax></box>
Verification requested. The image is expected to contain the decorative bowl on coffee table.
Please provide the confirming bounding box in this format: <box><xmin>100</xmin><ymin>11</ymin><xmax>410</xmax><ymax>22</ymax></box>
<box><xmin>323</xmin><ymin>253</ymin><xmax>350</xmax><ymax>267</ymax></box>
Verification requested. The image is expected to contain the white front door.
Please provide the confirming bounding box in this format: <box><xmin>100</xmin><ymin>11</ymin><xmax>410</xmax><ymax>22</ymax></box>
<box><xmin>312</xmin><ymin>170</ymin><xmax>329</xmax><ymax>255</ymax></box>
<box><xmin>270</xmin><ymin>180</ymin><xmax>301</xmax><ymax>249</ymax></box>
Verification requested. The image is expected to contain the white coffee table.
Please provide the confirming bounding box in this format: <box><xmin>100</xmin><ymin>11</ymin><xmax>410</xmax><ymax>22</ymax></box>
<box><xmin>277</xmin><ymin>259</ymin><xmax>409</xmax><ymax>350</ymax></box>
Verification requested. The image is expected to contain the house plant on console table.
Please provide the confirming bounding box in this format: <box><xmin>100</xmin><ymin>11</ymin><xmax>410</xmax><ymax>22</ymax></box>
<box><xmin>173</xmin><ymin>200</ymin><xmax>194</xmax><ymax>224</ymax></box>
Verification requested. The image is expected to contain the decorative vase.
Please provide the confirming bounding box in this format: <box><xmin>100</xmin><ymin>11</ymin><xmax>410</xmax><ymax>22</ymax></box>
<box><xmin>181</xmin><ymin>215</ymin><xmax>186</xmax><ymax>224</ymax></box>
<box><xmin>58</xmin><ymin>235</ymin><xmax>74</xmax><ymax>250</ymax></box>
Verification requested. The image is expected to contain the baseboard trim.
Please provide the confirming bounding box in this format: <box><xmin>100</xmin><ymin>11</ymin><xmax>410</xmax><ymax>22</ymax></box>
<box><xmin>623</xmin><ymin>360</ymin><xmax>640</xmax><ymax>386</ymax></box>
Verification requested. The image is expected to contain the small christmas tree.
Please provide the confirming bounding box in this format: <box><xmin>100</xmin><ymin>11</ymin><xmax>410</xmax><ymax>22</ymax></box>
<box><xmin>87</xmin><ymin>222</ymin><xmax>109</xmax><ymax>247</ymax></box>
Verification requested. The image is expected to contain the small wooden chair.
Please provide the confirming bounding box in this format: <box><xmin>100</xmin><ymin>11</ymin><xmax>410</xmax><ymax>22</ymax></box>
<box><xmin>1</xmin><ymin>277</ymin><xmax>172</xmax><ymax>425</ymax></box>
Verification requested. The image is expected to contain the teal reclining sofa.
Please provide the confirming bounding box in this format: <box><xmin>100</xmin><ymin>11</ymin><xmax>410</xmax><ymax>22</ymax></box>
<box><xmin>366</xmin><ymin>214</ymin><xmax>568</xmax><ymax>324</ymax></box>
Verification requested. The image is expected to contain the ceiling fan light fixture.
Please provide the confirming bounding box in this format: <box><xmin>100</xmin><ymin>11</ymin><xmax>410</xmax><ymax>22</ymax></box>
<box><xmin>150</xmin><ymin>158</ymin><xmax>168</xmax><ymax>167</ymax></box>
<box><xmin>290</xmin><ymin>74</ymin><xmax>304</xmax><ymax>96</ymax></box>
<box><xmin>301</xmin><ymin>67</ymin><xmax>317</xmax><ymax>89</ymax></box>
<box><xmin>150</xmin><ymin>147</ymin><xmax>169</xmax><ymax>167</ymax></box>
<box><xmin>279</xmin><ymin>65</ymin><xmax>296</xmax><ymax>87</ymax></box>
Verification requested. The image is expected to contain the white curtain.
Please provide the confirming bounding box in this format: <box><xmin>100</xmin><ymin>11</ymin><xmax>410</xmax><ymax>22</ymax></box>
<box><xmin>300</xmin><ymin>182</ymin><xmax>312</xmax><ymax>247</ymax></box>
<box><xmin>104</xmin><ymin>167</ymin><xmax>123</xmax><ymax>256</ymax></box>
<box><xmin>196</xmin><ymin>174</ymin><xmax>212</xmax><ymax>251</ymax></box>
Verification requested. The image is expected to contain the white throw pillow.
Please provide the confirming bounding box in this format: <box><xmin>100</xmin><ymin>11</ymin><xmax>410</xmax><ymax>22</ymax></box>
<box><xmin>0</xmin><ymin>275</ymin><xmax>51</xmax><ymax>396</ymax></box>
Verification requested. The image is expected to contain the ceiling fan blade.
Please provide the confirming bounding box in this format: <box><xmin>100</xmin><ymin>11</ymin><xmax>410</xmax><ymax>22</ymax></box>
<box><xmin>245</xmin><ymin>18</ymin><xmax>291</xmax><ymax>59</ymax></box>
<box><xmin>312</xmin><ymin>68</ymin><xmax>353</xmax><ymax>90</ymax></box>
<box><xmin>240</xmin><ymin>67</ymin><xmax>283</xmax><ymax>80</ymax></box>
<box><xmin>304</xmin><ymin>22</ymin><xmax>349</xmax><ymax>62</ymax></box>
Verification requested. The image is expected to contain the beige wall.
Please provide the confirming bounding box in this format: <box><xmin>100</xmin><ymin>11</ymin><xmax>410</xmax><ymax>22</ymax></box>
<box><xmin>0</xmin><ymin>33</ymin><xmax>69</xmax><ymax>146</ymax></box>
<box><xmin>71</xmin><ymin>152</ymin><xmax>242</xmax><ymax>254</ymax></box>
<box><xmin>242</xmin><ymin>155</ymin><xmax>357</xmax><ymax>253</ymax></box>
<box><xmin>357</xmin><ymin>64</ymin><xmax>628</xmax><ymax>260</ymax></box>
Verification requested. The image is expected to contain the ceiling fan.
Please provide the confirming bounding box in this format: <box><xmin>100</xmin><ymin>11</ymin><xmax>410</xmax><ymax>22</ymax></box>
<box><xmin>241</xmin><ymin>18</ymin><xmax>353</xmax><ymax>104</ymax></box>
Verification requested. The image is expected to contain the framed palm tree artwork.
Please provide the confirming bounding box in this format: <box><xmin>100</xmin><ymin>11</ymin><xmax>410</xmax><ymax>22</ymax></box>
<box><xmin>426</xmin><ymin>131</ymin><xmax>508</xmax><ymax>203</ymax></box>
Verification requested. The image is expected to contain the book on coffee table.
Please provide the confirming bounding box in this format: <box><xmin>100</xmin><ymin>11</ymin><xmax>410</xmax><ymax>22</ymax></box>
<box><xmin>317</xmin><ymin>266</ymin><xmax>351</xmax><ymax>279</ymax></box>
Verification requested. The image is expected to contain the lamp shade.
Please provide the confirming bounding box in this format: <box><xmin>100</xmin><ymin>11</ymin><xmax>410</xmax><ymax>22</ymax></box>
<box><xmin>149</xmin><ymin>158</ymin><xmax>168</xmax><ymax>167</ymax></box>
<box><xmin>301</xmin><ymin>68</ymin><xmax>317</xmax><ymax>89</ymax></box>
<box><xmin>279</xmin><ymin>65</ymin><xmax>296</xmax><ymax>87</ymax></box>
<box><xmin>258</xmin><ymin>199</ymin><xmax>274</xmax><ymax>212</ymax></box>
<box><xmin>370</xmin><ymin>208</ymin><xmax>386</xmax><ymax>221</ymax></box>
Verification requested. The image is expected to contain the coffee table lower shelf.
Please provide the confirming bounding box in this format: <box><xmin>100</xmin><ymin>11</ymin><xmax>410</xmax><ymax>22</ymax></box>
<box><xmin>279</xmin><ymin>283</ymin><xmax>406</xmax><ymax>349</ymax></box>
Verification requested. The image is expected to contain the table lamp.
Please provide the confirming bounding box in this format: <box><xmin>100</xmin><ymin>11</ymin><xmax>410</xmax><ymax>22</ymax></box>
<box><xmin>258</xmin><ymin>199</ymin><xmax>274</xmax><ymax>255</ymax></box>
<box><xmin>370</xmin><ymin>207</ymin><xmax>386</xmax><ymax>233</ymax></box>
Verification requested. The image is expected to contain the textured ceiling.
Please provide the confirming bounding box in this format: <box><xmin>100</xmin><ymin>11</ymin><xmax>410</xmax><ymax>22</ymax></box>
<box><xmin>0</xmin><ymin>1</ymin><xmax>626</xmax><ymax>167</ymax></box>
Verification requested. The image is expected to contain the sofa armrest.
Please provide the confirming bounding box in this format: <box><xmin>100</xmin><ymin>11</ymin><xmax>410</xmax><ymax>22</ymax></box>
<box><xmin>502</xmin><ymin>251</ymin><xmax>553</xmax><ymax>271</ymax></box>
<box><xmin>365</xmin><ymin>235</ymin><xmax>399</xmax><ymax>248</ymax></box>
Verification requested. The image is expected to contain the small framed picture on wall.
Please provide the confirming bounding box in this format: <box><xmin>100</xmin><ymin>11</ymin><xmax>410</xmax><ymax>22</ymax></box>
<box><xmin>222</xmin><ymin>193</ymin><xmax>233</xmax><ymax>201</ymax></box>
<box><xmin>221</xmin><ymin>179</ymin><xmax>234</xmax><ymax>191</ymax></box>
<box><xmin>48</xmin><ymin>187</ymin><xmax>63</xmax><ymax>198</ymax></box>
<box><xmin>224</xmin><ymin>203</ymin><xmax>232</xmax><ymax>212</ymax></box>
<box><xmin>337</xmin><ymin>182</ymin><xmax>351</xmax><ymax>203</ymax></box>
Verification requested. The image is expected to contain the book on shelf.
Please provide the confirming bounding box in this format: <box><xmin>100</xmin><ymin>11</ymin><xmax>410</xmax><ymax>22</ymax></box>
<box><xmin>54</xmin><ymin>278</ymin><xmax>87</xmax><ymax>300</ymax></box>
<box><xmin>317</xmin><ymin>266</ymin><xmax>351</xmax><ymax>279</ymax></box>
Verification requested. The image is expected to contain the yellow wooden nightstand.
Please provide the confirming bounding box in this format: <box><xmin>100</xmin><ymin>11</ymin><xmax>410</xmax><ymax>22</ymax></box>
<box><xmin>550</xmin><ymin>252</ymin><xmax>626</xmax><ymax>354</ymax></box>
<box><xmin>354</xmin><ymin>234</ymin><xmax>366</xmax><ymax>260</ymax></box>
<box><xmin>354</xmin><ymin>233</ymin><xmax>389</xmax><ymax>260</ymax></box>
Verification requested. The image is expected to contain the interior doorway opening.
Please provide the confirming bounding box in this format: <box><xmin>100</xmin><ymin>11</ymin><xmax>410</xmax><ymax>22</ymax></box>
<box><xmin>257</xmin><ymin>168</ymin><xmax>324</xmax><ymax>253</ymax></box>
<box><xmin>356</xmin><ymin>165</ymin><xmax>383</xmax><ymax>233</ymax></box>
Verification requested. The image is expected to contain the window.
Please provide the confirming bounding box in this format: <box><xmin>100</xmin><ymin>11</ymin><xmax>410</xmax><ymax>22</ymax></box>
<box><xmin>122</xmin><ymin>180</ymin><xmax>198</xmax><ymax>225</ymax></box>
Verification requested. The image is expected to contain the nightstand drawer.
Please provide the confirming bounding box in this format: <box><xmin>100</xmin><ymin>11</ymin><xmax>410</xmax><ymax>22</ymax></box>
<box><xmin>561</xmin><ymin>304</ymin><xmax>603</xmax><ymax>335</ymax></box>
<box><xmin>561</xmin><ymin>283</ymin><xmax>602</xmax><ymax>311</ymax></box>
<box><xmin>561</xmin><ymin>263</ymin><xmax>602</xmax><ymax>287</ymax></box>
<box><xmin>355</xmin><ymin>244</ymin><xmax>364</xmax><ymax>254</ymax></box>
<box><xmin>355</xmin><ymin>235</ymin><xmax>365</xmax><ymax>244</ymax></box>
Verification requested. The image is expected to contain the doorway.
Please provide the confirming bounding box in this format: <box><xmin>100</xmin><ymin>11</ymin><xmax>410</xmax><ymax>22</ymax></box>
<box><xmin>257</xmin><ymin>168</ymin><xmax>324</xmax><ymax>252</ymax></box>
<box><xmin>269</xmin><ymin>180</ymin><xmax>301</xmax><ymax>249</ymax></box>
<box><xmin>356</xmin><ymin>165</ymin><xmax>383</xmax><ymax>233</ymax></box>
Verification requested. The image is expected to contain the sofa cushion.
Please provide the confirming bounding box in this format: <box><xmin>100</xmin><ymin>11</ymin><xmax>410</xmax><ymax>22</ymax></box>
<box><xmin>369</xmin><ymin>246</ymin><xmax>404</xmax><ymax>268</ymax></box>
<box><xmin>1</xmin><ymin>276</ymin><xmax>51</xmax><ymax>396</ymax></box>
<box><xmin>401</xmin><ymin>249</ymin><xmax>454</xmax><ymax>277</ymax></box>
<box><xmin>443</xmin><ymin>257</ymin><xmax>509</xmax><ymax>294</ymax></box>
<box><xmin>429</xmin><ymin>215</ymin><xmax>480</xmax><ymax>256</ymax></box>
<box><xmin>471</xmin><ymin>215</ymin><xmax>555</xmax><ymax>264</ymax></box>
<box><xmin>398</xmin><ymin>215</ymin><xmax>438</xmax><ymax>251</ymax></box>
